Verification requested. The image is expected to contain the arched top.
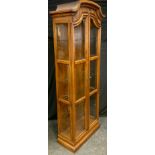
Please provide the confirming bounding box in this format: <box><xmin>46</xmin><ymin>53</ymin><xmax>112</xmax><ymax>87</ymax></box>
<box><xmin>50</xmin><ymin>0</ymin><xmax>105</xmax><ymax>21</ymax></box>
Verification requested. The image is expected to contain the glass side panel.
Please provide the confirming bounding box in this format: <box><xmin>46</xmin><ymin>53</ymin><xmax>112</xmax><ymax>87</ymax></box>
<box><xmin>58</xmin><ymin>64</ymin><xmax>69</xmax><ymax>101</ymax></box>
<box><xmin>74</xmin><ymin>20</ymin><xmax>85</xmax><ymax>60</ymax></box>
<box><xmin>90</xmin><ymin>93</ymin><xmax>97</xmax><ymax>125</ymax></box>
<box><xmin>90</xmin><ymin>19</ymin><xmax>97</xmax><ymax>57</ymax></box>
<box><xmin>90</xmin><ymin>60</ymin><xmax>97</xmax><ymax>92</ymax></box>
<box><xmin>75</xmin><ymin>100</ymin><xmax>85</xmax><ymax>137</ymax></box>
<box><xmin>56</xmin><ymin>24</ymin><xmax>69</xmax><ymax>60</ymax></box>
<box><xmin>59</xmin><ymin>102</ymin><xmax>71</xmax><ymax>139</ymax></box>
<box><xmin>75</xmin><ymin>63</ymin><xmax>85</xmax><ymax>100</ymax></box>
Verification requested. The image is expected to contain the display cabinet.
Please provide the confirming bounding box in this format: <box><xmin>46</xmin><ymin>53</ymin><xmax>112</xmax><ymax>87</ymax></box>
<box><xmin>50</xmin><ymin>0</ymin><xmax>104</xmax><ymax>152</ymax></box>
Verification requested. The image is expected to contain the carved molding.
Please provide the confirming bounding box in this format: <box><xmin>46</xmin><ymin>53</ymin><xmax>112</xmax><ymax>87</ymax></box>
<box><xmin>73</xmin><ymin>7</ymin><xmax>101</xmax><ymax>28</ymax></box>
<box><xmin>50</xmin><ymin>0</ymin><xmax>105</xmax><ymax>25</ymax></box>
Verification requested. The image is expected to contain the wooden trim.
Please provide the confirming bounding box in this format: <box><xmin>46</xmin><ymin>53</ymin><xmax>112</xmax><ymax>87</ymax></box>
<box><xmin>70</xmin><ymin>23</ymin><xmax>76</xmax><ymax>142</ymax></box>
<box><xmin>96</xmin><ymin>27</ymin><xmax>101</xmax><ymax>120</ymax></box>
<box><xmin>58</xmin><ymin>135</ymin><xmax>74</xmax><ymax>145</ymax></box>
<box><xmin>87</xmin><ymin>12</ymin><xmax>91</xmax><ymax>129</ymax></box>
<box><xmin>75</xmin><ymin>130</ymin><xmax>87</xmax><ymax>142</ymax></box>
<box><xmin>58</xmin><ymin>121</ymin><xmax>100</xmax><ymax>152</ymax></box>
<box><xmin>85</xmin><ymin>16</ymin><xmax>89</xmax><ymax>130</ymax></box>
<box><xmin>73</xmin><ymin>10</ymin><xmax>102</xmax><ymax>27</ymax></box>
<box><xmin>53</xmin><ymin>17</ymin><xmax>72</xmax><ymax>23</ymax></box>
<box><xmin>50</xmin><ymin>0</ymin><xmax>104</xmax><ymax>20</ymax></box>
<box><xmin>73</xmin><ymin>14</ymin><xmax>89</xmax><ymax>27</ymax></box>
<box><xmin>52</xmin><ymin>22</ymin><xmax>61</xmax><ymax>135</ymax></box>
<box><xmin>90</xmin><ymin>15</ymin><xmax>101</xmax><ymax>28</ymax></box>
<box><xmin>69</xmin><ymin>22</ymin><xmax>76</xmax><ymax>142</ymax></box>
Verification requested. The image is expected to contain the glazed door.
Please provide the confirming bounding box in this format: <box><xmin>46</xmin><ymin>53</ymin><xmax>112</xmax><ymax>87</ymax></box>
<box><xmin>73</xmin><ymin>17</ymin><xmax>88</xmax><ymax>140</ymax></box>
<box><xmin>73</xmin><ymin>15</ymin><xmax>101</xmax><ymax>138</ymax></box>
<box><xmin>89</xmin><ymin>17</ymin><xmax>100</xmax><ymax>127</ymax></box>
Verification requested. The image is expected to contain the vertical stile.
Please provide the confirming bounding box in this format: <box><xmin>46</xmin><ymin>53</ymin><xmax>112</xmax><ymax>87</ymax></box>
<box><xmin>88</xmin><ymin>12</ymin><xmax>91</xmax><ymax>129</ymax></box>
<box><xmin>97</xmin><ymin>27</ymin><xmax>101</xmax><ymax>120</ymax></box>
<box><xmin>70</xmin><ymin>22</ymin><xmax>76</xmax><ymax>142</ymax></box>
<box><xmin>85</xmin><ymin>16</ymin><xmax>89</xmax><ymax>130</ymax></box>
<box><xmin>68</xmin><ymin>22</ymin><xmax>72</xmax><ymax>141</ymax></box>
<box><xmin>53</xmin><ymin>21</ymin><xmax>61</xmax><ymax>134</ymax></box>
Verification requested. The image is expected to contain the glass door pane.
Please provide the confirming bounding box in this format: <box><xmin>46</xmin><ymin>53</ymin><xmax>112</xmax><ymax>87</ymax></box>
<box><xmin>74</xmin><ymin>18</ymin><xmax>87</xmax><ymax>139</ymax></box>
<box><xmin>89</xmin><ymin>18</ymin><xmax>98</xmax><ymax>126</ymax></box>
<box><xmin>58</xmin><ymin>64</ymin><xmax>69</xmax><ymax>101</ymax></box>
<box><xmin>75</xmin><ymin>100</ymin><xmax>85</xmax><ymax>137</ymax></box>
<box><xmin>74</xmin><ymin>20</ymin><xmax>85</xmax><ymax>60</ymax></box>
<box><xmin>75</xmin><ymin>63</ymin><xmax>85</xmax><ymax>100</ymax></box>
<box><xmin>56</xmin><ymin>24</ymin><xmax>69</xmax><ymax>60</ymax></box>
<box><xmin>90</xmin><ymin>60</ymin><xmax>97</xmax><ymax>92</ymax></box>
<box><xmin>89</xmin><ymin>93</ymin><xmax>97</xmax><ymax>125</ymax></box>
<box><xmin>90</xmin><ymin>19</ymin><xmax>97</xmax><ymax>57</ymax></box>
<box><xmin>59</xmin><ymin>102</ymin><xmax>71</xmax><ymax>139</ymax></box>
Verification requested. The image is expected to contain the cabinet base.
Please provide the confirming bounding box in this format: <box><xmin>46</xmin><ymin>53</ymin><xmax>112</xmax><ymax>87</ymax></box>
<box><xmin>58</xmin><ymin>122</ymin><xmax>100</xmax><ymax>152</ymax></box>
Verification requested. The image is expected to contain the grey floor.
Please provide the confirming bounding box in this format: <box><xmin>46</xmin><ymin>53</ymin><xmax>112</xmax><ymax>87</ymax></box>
<box><xmin>48</xmin><ymin>117</ymin><xmax>107</xmax><ymax>155</ymax></box>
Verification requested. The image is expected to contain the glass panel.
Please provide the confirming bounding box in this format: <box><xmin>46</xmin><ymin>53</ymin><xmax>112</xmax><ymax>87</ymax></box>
<box><xmin>75</xmin><ymin>100</ymin><xmax>85</xmax><ymax>137</ymax></box>
<box><xmin>74</xmin><ymin>20</ymin><xmax>85</xmax><ymax>60</ymax></box>
<box><xmin>90</xmin><ymin>93</ymin><xmax>97</xmax><ymax>125</ymax></box>
<box><xmin>90</xmin><ymin>60</ymin><xmax>97</xmax><ymax>92</ymax></box>
<box><xmin>56</xmin><ymin>24</ymin><xmax>69</xmax><ymax>60</ymax></box>
<box><xmin>75</xmin><ymin>63</ymin><xmax>85</xmax><ymax>100</ymax></box>
<box><xmin>58</xmin><ymin>64</ymin><xmax>69</xmax><ymax>100</ymax></box>
<box><xmin>59</xmin><ymin>102</ymin><xmax>71</xmax><ymax>139</ymax></box>
<box><xmin>90</xmin><ymin>19</ymin><xmax>97</xmax><ymax>57</ymax></box>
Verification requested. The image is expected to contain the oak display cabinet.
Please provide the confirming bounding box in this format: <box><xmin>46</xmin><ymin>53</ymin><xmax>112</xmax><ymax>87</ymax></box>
<box><xmin>50</xmin><ymin>0</ymin><xmax>104</xmax><ymax>152</ymax></box>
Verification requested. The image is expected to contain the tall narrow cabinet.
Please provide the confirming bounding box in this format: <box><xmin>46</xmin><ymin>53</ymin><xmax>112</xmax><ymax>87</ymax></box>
<box><xmin>50</xmin><ymin>0</ymin><xmax>104</xmax><ymax>152</ymax></box>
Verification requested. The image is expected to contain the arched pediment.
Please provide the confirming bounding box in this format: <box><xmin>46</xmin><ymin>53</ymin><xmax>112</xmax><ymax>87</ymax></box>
<box><xmin>50</xmin><ymin>0</ymin><xmax>105</xmax><ymax>27</ymax></box>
